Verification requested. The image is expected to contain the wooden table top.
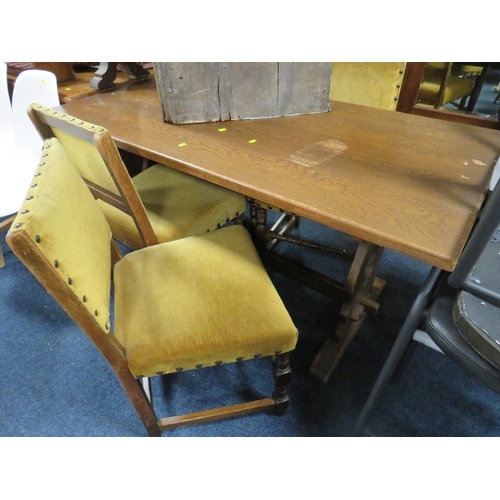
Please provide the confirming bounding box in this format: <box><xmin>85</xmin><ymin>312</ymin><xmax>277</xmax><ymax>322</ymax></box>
<box><xmin>59</xmin><ymin>77</ymin><xmax>500</xmax><ymax>271</ymax></box>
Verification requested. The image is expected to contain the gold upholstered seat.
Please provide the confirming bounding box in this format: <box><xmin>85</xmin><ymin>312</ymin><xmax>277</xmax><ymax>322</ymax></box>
<box><xmin>28</xmin><ymin>104</ymin><xmax>247</xmax><ymax>250</ymax></box>
<box><xmin>7</xmin><ymin>137</ymin><xmax>298</xmax><ymax>436</ymax></box>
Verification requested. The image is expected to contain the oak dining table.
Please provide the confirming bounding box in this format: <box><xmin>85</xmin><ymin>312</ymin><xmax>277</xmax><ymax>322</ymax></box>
<box><xmin>58</xmin><ymin>76</ymin><xmax>500</xmax><ymax>383</ymax></box>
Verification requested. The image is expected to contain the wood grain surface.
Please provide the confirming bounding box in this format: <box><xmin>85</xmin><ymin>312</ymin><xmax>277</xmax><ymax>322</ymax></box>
<box><xmin>59</xmin><ymin>77</ymin><xmax>500</xmax><ymax>271</ymax></box>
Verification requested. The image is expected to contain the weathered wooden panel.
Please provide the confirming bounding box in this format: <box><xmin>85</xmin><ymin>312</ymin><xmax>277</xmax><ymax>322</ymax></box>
<box><xmin>154</xmin><ymin>63</ymin><xmax>221</xmax><ymax>123</ymax></box>
<box><xmin>154</xmin><ymin>62</ymin><xmax>332</xmax><ymax>124</ymax></box>
<box><xmin>278</xmin><ymin>62</ymin><xmax>333</xmax><ymax>116</ymax></box>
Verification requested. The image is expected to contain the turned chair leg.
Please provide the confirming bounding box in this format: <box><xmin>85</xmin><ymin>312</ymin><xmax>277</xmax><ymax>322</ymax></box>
<box><xmin>273</xmin><ymin>352</ymin><xmax>292</xmax><ymax>416</ymax></box>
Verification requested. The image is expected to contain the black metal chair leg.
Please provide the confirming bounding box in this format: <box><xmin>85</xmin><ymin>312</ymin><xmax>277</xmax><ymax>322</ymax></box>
<box><xmin>353</xmin><ymin>267</ymin><xmax>443</xmax><ymax>436</ymax></box>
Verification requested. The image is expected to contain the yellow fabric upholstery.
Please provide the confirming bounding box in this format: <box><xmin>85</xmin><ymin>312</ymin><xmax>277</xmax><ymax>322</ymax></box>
<box><xmin>418</xmin><ymin>74</ymin><xmax>474</xmax><ymax>106</ymax></box>
<box><xmin>7</xmin><ymin>138</ymin><xmax>112</xmax><ymax>332</ymax></box>
<box><xmin>114</xmin><ymin>224</ymin><xmax>298</xmax><ymax>378</ymax></box>
<box><xmin>417</xmin><ymin>63</ymin><xmax>475</xmax><ymax>108</ymax></box>
<box><xmin>329</xmin><ymin>62</ymin><xmax>406</xmax><ymax>111</ymax></box>
<box><xmin>98</xmin><ymin>163</ymin><xmax>247</xmax><ymax>249</ymax></box>
<box><xmin>51</xmin><ymin>128</ymin><xmax>120</xmax><ymax>196</ymax></box>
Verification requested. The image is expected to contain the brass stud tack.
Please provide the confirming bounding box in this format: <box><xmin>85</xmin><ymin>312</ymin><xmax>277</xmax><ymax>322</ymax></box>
<box><xmin>156</xmin><ymin>371</ymin><xmax>164</xmax><ymax>376</ymax></box>
<box><xmin>175</xmin><ymin>367</ymin><xmax>183</xmax><ymax>372</ymax></box>
<box><xmin>254</xmin><ymin>354</ymin><xmax>261</xmax><ymax>359</ymax></box>
<box><xmin>35</xmin><ymin>235</ymin><xmax>41</xmax><ymax>243</ymax></box>
<box><xmin>215</xmin><ymin>360</ymin><xmax>223</xmax><ymax>365</ymax></box>
<box><xmin>30</xmin><ymin>184</ymin><xmax>38</xmax><ymax>188</ymax></box>
<box><xmin>94</xmin><ymin>310</ymin><xmax>98</xmax><ymax>316</ymax></box>
<box><xmin>54</xmin><ymin>260</ymin><xmax>58</xmax><ymax>268</ymax></box>
<box><xmin>13</xmin><ymin>223</ymin><xmax>22</xmax><ymax>229</ymax></box>
<box><xmin>195</xmin><ymin>364</ymin><xmax>203</xmax><ymax>369</ymax></box>
<box><xmin>82</xmin><ymin>295</ymin><xmax>87</xmax><ymax>302</ymax></box>
<box><xmin>21</xmin><ymin>210</ymin><xmax>29</xmax><ymax>214</ymax></box>
<box><xmin>26</xmin><ymin>196</ymin><xmax>33</xmax><ymax>200</ymax></box>
<box><xmin>236</xmin><ymin>357</ymin><xmax>243</xmax><ymax>362</ymax></box>
<box><xmin>67</xmin><ymin>277</ymin><xmax>72</xmax><ymax>285</ymax></box>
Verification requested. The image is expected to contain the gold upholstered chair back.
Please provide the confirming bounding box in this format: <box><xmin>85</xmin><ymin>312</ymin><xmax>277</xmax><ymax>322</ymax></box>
<box><xmin>7</xmin><ymin>137</ymin><xmax>115</xmax><ymax>338</ymax></box>
<box><xmin>329</xmin><ymin>62</ymin><xmax>407</xmax><ymax>111</ymax></box>
<box><xmin>28</xmin><ymin>104</ymin><xmax>247</xmax><ymax>250</ymax></box>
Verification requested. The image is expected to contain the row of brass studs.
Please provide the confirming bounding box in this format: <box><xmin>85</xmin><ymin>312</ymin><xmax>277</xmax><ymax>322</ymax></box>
<box><xmin>145</xmin><ymin>350</ymin><xmax>283</xmax><ymax>377</ymax></box>
<box><xmin>35</xmin><ymin>105</ymin><xmax>106</xmax><ymax>134</ymax></box>
<box><xmin>212</xmin><ymin>211</ymin><xmax>241</xmax><ymax>231</ymax></box>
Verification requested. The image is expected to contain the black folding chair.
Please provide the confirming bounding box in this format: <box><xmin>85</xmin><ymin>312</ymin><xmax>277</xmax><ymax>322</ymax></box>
<box><xmin>354</xmin><ymin>171</ymin><xmax>500</xmax><ymax>436</ymax></box>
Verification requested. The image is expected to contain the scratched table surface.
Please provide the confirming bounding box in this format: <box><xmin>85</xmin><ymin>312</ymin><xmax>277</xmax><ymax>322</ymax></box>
<box><xmin>59</xmin><ymin>77</ymin><xmax>500</xmax><ymax>271</ymax></box>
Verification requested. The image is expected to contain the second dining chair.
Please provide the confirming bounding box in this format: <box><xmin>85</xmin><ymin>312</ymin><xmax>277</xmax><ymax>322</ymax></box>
<box><xmin>27</xmin><ymin>104</ymin><xmax>247</xmax><ymax>250</ymax></box>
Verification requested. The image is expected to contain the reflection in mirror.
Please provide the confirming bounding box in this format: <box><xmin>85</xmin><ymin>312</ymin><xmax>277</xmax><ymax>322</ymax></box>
<box><xmin>415</xmin><ymin>63</ymin><xmax>500</xmax><ymax>119</ymax></box>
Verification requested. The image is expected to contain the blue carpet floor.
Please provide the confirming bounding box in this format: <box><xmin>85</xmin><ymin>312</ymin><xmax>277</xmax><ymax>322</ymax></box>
<box><xmin>1</xmin><ymin>210</ymin><xmax>500</xmax><ymax>439</ymax></box>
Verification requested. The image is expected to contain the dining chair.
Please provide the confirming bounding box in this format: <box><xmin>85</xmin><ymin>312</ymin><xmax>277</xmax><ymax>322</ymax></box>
<box><xmin>6</xmin><ymin>136</ymin><xmax>298</xmax><ymax>436</ymax></box>
<box><xmin>27</xmin><ymin>104</ymin><xmax>247</xmax><ymax>250</ymax></box>
<box><xmin>417</xmin><ymin>62</ymin><xmax>477</xmax><ymax>110</ymax></box>
<box><xmin>354</xmin><ymin>169</ymin><xmax>500</xmax><ymax>436</ymax></box>
<box><xmin>0</xmin><ymin>65</ymin><xmax>59</xmax><ymax>268</ymax></box>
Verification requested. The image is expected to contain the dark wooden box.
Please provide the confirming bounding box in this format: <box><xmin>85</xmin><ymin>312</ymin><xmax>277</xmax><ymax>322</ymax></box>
<box><xmin>154</xmin><ymin>62</ymin><xmax>333</xmax><ymax>124</ymax></box>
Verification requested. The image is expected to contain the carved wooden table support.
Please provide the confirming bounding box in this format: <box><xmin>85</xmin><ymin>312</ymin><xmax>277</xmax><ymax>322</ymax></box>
<box><xmin>247</xmin><ymin>202</ymin><xmax>385</xmax><ymax>383</ymax></box>
<box><xmin>309</xmin><ymin>241</ymin><xmax>386</xmax><ymax>383</ymax></box>
<box><xmin>90</xmin><ymin>63</ymin><xmax>150</xmax><ymax>91</ymax></box>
